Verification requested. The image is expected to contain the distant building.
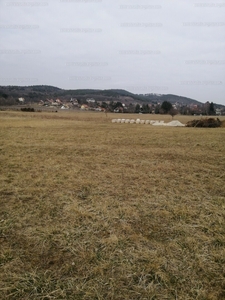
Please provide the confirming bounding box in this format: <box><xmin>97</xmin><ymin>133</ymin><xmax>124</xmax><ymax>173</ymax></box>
<box><xmin>18</xmin><ymin>97</ymin><xmax>25</xmax><ymax>103</ymax></box>
<box><xmin>216</xmin><ymin>108</ymin><xmax>222</xmax><ymax>115</ymax></box>
<box><xmin>81</xmin><ymin>104</ymin><xmax>89</xmax><ymax>110</ymax></box>
<box><xmin>86</xmin><ymin>98</ymin><xmax>95</xmax><ymax>103</ymax></box>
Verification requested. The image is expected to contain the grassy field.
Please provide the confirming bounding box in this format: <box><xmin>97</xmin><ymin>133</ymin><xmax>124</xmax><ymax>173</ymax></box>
<box><xmin>0</xmin><ymin>110</ymin><xmax>225</xmax><ymax>300</ymax></box>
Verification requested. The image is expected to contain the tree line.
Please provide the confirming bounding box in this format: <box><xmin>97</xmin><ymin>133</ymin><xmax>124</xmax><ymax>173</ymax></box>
<box><xmin>101</xmin><ymin>100</ymin><xmax>217</xmax><ymax>116</ymax></box>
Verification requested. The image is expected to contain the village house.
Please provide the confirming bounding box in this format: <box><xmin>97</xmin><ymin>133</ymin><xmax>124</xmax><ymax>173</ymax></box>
<box><xmin>216</xmin><ymin>108</ymin><xmax>222</xmax><ymax>115</ymax></box>
<box><xmin>80</xmin><ymin>104</ymin><xmax>89</xmax><ymax>110</ymax></box>
<box><xmin>70</xmin><ymin>98</ymin><xmax>79</xmax><ymax>106</ymax></box>
<box><xmin>18</xmin><ymin>97</ymin><xmax>25</xmax><ymax>103</ymax></box>
<box><xmin>86</xmin><ymin>98</ymin><xmax>95</xmax><ymax>103</ymax></box>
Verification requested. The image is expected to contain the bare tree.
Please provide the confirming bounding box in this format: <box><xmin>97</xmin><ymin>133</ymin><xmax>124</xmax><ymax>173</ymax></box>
<box><xmin>169</xmin><ymin>108</ymin><xmax>178</xmax><ymax>119</ymax></box>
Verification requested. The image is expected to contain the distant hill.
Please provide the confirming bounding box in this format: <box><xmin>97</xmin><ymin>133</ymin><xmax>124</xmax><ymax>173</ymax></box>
<box><xmin>0</xmin><ymin>85</ymin><xmax>223</xmax><ymax>108</ymax></box>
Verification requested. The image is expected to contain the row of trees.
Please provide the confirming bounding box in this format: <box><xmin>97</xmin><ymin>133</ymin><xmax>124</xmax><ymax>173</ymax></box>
<box><xmin>100</xmin><ymin>100</ymin><xmax>217</xmax><ymax>116</ymax></box>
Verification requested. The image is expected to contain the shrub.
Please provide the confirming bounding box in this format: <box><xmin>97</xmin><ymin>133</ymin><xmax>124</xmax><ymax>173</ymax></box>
<box><xmin>21</xmin><ymin>107</ymin><xmax>35</xmax><ymax>112</ymax></box>
<box><xmin>186</xmin><ymin>118</ymin><xmax>221</xmax><ymax>128</ymax></box>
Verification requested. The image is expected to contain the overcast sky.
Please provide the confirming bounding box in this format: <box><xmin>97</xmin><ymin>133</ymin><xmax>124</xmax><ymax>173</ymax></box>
<box><xmin>0</xmin><ymin>0</ymin><xmax>225</xmax><ymax>104</ymax></box>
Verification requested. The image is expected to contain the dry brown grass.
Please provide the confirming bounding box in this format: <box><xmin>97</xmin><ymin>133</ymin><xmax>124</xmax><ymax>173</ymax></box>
<box><xmin>0</xmin><ymin>110</ymin><xmax>225</xmax><ymax>299</ymax></box>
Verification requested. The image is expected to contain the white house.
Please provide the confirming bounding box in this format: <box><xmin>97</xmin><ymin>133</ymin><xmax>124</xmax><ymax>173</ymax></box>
<box><xmin>18</xmin><ymin>97</ymin><xmax>25</xmax><ymax>103</ymax></box>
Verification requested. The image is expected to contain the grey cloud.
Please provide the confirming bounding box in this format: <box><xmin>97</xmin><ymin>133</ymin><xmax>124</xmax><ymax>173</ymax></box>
<box><xmin>0</xmin><ymin>0</ymin><xmax>224</xmax><ymax>104</ymax></box>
